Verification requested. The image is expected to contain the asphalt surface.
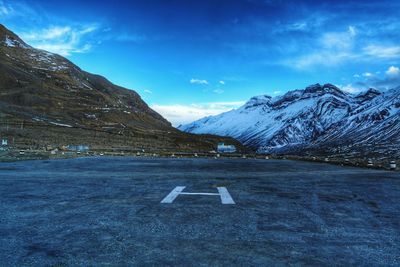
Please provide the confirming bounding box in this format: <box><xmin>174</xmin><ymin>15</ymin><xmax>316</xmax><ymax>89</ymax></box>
<box><xmin>0</xmin><ymin>157</ymin><xmax>399</xmax><ymax>266</ymax></box>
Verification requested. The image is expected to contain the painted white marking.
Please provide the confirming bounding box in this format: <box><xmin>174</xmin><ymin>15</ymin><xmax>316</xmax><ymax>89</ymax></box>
<box><xmin>161</xmin><ymin>186</ymin><xmax>235</xmax><ymax>204</ymax></box>
<box><xmin>217</xmin><ymin>187</ymin><xmax>236</xmax><ymax>204</ymax></box>
<box><xmin>180</xmin><ymin>192</ymin><xmax>219</xmax><ymax>196</ymax></box>
<box><xmin>160</xmin><ymin>186</ymin><xmax>186</xmax><ymax>203</ymax></box>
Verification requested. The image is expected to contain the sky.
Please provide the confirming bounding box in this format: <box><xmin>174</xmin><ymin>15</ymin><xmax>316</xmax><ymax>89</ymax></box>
<box><xmin>1</xmin><ymin>0</ymin><xmax>400</xmax><ymax>125</ymax></box>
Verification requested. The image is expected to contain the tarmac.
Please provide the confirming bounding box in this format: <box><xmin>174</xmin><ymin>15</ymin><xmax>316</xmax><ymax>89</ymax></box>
<box><xmin>0</xmin><ymin>157</ymin><xmax>399</xmax><ymax>266</ymax></box>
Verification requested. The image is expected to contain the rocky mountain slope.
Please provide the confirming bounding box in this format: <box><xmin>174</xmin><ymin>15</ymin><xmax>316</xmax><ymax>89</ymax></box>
<box><xmin>180</xmin><ymin>83</ymin><xmax>400</xmax><ymax>159</ymax></box>
<box><xmin>0</xmin><ymin>24</ymin><xmax>244</xmax><ymax>152</ymax></box>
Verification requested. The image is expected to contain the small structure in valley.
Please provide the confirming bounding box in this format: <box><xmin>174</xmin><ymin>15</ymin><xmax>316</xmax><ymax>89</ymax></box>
<box><xmin>0</xmin><ymin>139</ymin><xmax>8</xmax><ymax>150</ymax></box>
<box><xmin>217</xmin><ymin>142</ymin><xmax>236</xmax><ymax>153</ymax></box>
<box><xmin>67</xmin><ymin>145</ymin><xmax>90</xmax><ymax>152</ymax></box>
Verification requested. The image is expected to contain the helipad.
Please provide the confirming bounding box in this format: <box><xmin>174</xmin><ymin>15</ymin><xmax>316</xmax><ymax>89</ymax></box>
<box><xmin>0</xmin><ymin>157</ymin><xmax>399</xmax><ymax>266</ymax></box>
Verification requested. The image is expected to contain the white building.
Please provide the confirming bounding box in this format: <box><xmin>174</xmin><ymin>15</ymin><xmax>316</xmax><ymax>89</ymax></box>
<box><xmin>217</xmin><ymin>142</ymin><xmax>236</xmax><ymax>153</ymax></box>
<box><xmin>1</xmin><ymin>139</ymin><xmax>7</xmax><ymax>146</ymax></box>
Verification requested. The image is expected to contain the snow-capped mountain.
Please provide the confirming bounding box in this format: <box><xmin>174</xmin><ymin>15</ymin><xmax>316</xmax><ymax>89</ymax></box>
<box><xmin>179</xmin><ymin>83</ymin><xmax>400</xmax><ymax>158</ymax></box>
<box><xmin>317</xmin><ymin>86</ymin><xmax>400</xmax><ymax>157</ymax></box>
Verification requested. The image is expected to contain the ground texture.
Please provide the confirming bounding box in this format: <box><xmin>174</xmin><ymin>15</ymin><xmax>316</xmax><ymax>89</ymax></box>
<box><xmin>0</xmin><ymin>157</ymin><xmax>399</xmax><ymax>266</ymax></box>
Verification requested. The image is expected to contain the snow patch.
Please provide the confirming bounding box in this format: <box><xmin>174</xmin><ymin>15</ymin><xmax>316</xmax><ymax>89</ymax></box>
<box><xmin>3</xmin><ymin>35</ymin><xmax>28</xmax><ymax>48</ymax></box>
<box><xmin>4</xmin><ymin>36</ymin><xmax>15</xmax><ymax>47</ymax></box>
<box><xmin>49</xmin><ymin>122</ymin><xmax>72</xmax><ymax>128</ymax></box>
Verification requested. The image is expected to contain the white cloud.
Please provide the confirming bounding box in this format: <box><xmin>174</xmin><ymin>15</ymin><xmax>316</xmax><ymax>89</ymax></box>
<box><xmin>321</xmin><ymin>26</ymin><xmax>356</xmax><ymax>50</ymax></box>
<box><xmin>144</xmin><ymin>89</ymin><xmax>153</xmax><ymax>94</ymax></box>
<box><xmin>349</xmin><ymin>66</ymin><xmax>400</xmax><ymax>91</ymax></box>
<box><xmin>271</xmin><ymin>12</ymin><xmax>331</xmax><ymax>35</ymax></box>
<box><xmin>190</xmin><ymin>79</ymin><xmax>208</xmax><ymax>85</ymax></box>
<box><xmin>353</xmin><ymin>74</ymin><xmax>360</xmax><ymax>78</ymax></box>
<box><xmin>79</xmin><ymin>26</ymin><xmax>98</xmax><ymax>35</ymax></box>
<box><xmin>151</xmin><ymin>101</ymin><xmax>245</xmax><ymax>126</ymax></box>
<box><xmin>20</xmin><ymin>25</ymin><xmax>99</xmax><ymax>56</ymax></box>
<box><xmin>0</xmin><ymin>0</ymin><xmax>36</xmax><ymax>18</ymax></box>
<box><xmin>0</xmin><ymin>0</ymin><xmax>12</xmax><ymax>15</ymax></box>
<box><xmin>213</xmin><ymin>88</ymin><xmax>224</xmax><ymax>94</ymax></box>
<box><xmin>0</xmin><ymin>6</ymin><xmax>7</xmax><ymax>15</ymax></box>
<box><xmin>363</xmin><ymin>45</ymin><xmax>400</xmax><ymax>59</ymax></box>
<box><xmin>362</xmin><ymin>72</ymin><xmax>373</xmax><ymax>77</ymax></box>
<box><xmin>348</xmin><ymin>25</ymin><xmax>356</xmax><ymax>36</ymax></box>
<box><xmin>38</xmin><ymin>26</ymin><xmax>71</xmax><ymax>40</ymax></box>
<box><xmin>287</xmin><ymin>26</ymin><xmax>359</xmax><ymax>69</ymax></box>
<box><xmin>285</xmin><ymin>25</ymin><xmax>400</xmax><ymax>70</ymax></box>
<box><xmin>386</xmin><ymin>66</ymin><xmax>400</xmax><ymax>77</ymax></box>
<box><xmin>288</xmin><ymin>51</ymin><xmax>356</xmax><ymax>70</ymax></box>
<box><xmin>273</xmin><ymin>90</ymin><xmax>282</xmax><ymax>95</ymax></box>
<box><xmin>219</xmin><ymin>80</ymin><xmax>225</xmax><ymax>85</ymax></box>
<box><xmin>288</xmin><ymin>22</ymin><xmax>308</xmax><ymax>31</ymax></box>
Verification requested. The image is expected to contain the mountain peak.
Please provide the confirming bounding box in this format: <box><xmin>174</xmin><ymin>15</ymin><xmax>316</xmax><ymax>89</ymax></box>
<box><xmin>303</xmin><ymin>83</ymin><xmax>342</xmax><ymax>94</ymax></box>
<box><xmin>0</xmin><ymin>24</ymin><xmax>8</xmax><ymax>35</ymax></box>
<box><xmin>244</xmin><ymin>95</ymin><xmax>272</xmax><ymax>108</ymax></box>
<box><xmin>322</xmin><ymin>83</ymin><xmax>341</xmax><ymax>91</ymax></box>
<box><xmin>355</xmin><ymin>88</ymin><xmax>381</xmax><ymax>103</ymax></box>
<box><xmin>0</xmin><ymin>24</ymin><xmax>16</xmax><ymax>39</ymax></box>
<box><xmin>304</xmin><ymin>83</ymin><xmax>322</xmax><ymax>93</ymax></box>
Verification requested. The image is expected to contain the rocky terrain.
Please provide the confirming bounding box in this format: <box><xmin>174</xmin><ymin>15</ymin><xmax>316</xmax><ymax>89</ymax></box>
<box><xmin>180</xmin><ymin>83</ymin><xmax>400</xmax><ymax>161</ymax></box>
<box><xmin>0</xmin><ymin>24</ymin><xmax>244</xmax><ymax>154</ymax></box>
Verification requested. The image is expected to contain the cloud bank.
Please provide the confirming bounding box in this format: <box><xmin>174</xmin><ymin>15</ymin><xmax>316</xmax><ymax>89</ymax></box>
<box><xmin>151</xmin><ymin>101</ymin><xmax>245</xmax><ymax>126</ymax></box>
<box><xmin>20</xmin><ymin>25</ymin><xmax>99</xmax><ymax>56</ymax></box>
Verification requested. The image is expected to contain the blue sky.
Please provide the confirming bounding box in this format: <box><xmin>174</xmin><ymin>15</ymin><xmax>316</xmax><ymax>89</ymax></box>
<box><xmin>1</xmin><ymin>0</ymin><xmax>400</xmax><ymax>125</ymax></box>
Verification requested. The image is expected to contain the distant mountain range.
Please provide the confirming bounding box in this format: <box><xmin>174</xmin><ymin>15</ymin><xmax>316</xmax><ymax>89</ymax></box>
<box><xmin>180</xmin><ymin>83</ymin><xmax>400</xmax><ymax>159</ymax></box>
<box><xmin>0</xmin><ymin>24</ymin><xmax>243</xmax><ymax>152</ymax></box>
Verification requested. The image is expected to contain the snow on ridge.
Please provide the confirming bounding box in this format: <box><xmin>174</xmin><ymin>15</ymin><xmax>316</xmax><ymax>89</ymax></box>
<box><xmin>28</xmin><ymin>50</ymin><xmax>70</xmax><ymax>71</ymax></box>
<box><xmin>3</xmin><ymin>35</ymin><xmax>29</xmax><ymax>48</ymax></box>
<box><xmin>179</xmin><ymin>83</ymin><xmax>399</xmax><ymax>152</ymax></box>
<box><xmin>4</xmin><ymin>36</ymin><xmax>15</xmax><ymax>47</ymax></box>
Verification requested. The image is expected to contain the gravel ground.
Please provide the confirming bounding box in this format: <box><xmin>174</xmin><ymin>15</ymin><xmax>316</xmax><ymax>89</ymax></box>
<box><xmin>0</xmin><ymin>157</ymin><xmax>399</xmax><ymax>266</ymax></box>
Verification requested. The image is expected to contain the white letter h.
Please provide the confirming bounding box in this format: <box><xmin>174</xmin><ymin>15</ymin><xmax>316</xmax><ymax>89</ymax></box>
<box><xmin>161</xmin><ymin>186</ymin><xmax>235</xmax><ymax>204</ymax></box>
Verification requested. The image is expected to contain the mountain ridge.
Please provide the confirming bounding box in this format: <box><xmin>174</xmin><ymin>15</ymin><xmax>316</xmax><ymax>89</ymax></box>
<box><xmin>0</xmin><ymin>24</ymin><xmax>245</xmax><ymax>152</ymax></box>
<box><xmin>180</xmin><ymin>83</ymin><xmax>400</xmax><ymax>159</ymax></box>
